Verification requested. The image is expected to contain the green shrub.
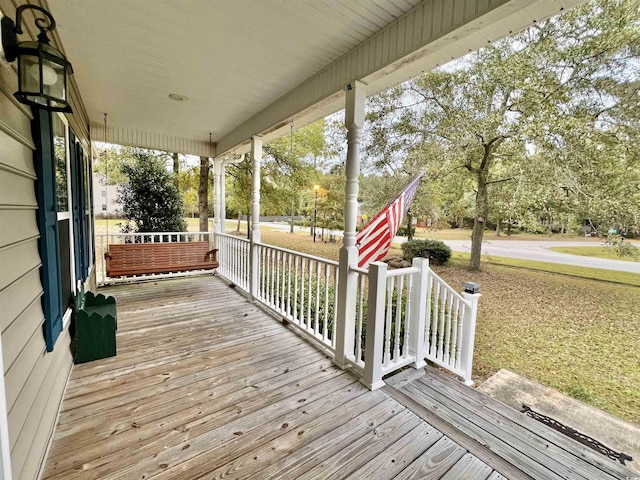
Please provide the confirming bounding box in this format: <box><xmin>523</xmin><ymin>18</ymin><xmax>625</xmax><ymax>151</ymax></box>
<box><xmin>604</xmin><ymin>234</ymin><xmax>639</xmax><ymax>260</ymax></box>
<box><xmin>401</xmin><ymin>239</ymin><xmax>452</xmax><ymax>265</ymax></box>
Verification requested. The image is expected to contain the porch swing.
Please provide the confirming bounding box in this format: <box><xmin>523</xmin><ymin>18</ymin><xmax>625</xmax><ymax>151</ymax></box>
<box><xmin>102</xmin><ymin>116</ymin><xmax>218</xmax><ymax>279</ymax></box>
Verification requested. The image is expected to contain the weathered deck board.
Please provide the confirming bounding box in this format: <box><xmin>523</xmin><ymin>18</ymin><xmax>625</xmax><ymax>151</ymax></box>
<box><xmin>392</xmin><ymin>436</ymin><xmax>467</xmax><ymax>480</ymax></box>
<box><xmin>344</xmin><ymin>422</ymin><xmax>443</xmax><ymax>479</ymax></box>
<box><xmin>417</xmin><ymin>368</ymin><xmax>635</xmax><ymax>478</ymax></box>
<box><xmin>439</xmin><ymin>453</ymin><xmax>493</xmax><ymax>480</ymax></box>
<box><xmin>42</xmin><ymin>276</ymin><xmax>499</xmax><ymax>480</ymax></box>
<box><xmin>391</xmin><ymin>366</ymin><xmax>635</xmax><ymax>480</ymax></box>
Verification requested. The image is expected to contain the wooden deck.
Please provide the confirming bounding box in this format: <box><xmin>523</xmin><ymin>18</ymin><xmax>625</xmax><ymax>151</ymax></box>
<box><xmin>386</xmin><ymin>366</ymin><xmax>636</xmax><ymax>480</ymax></box>
<box><xmin>42</xmin><ymin>276</ymin><xmax>633</xmax><ymax>479</ymax></box>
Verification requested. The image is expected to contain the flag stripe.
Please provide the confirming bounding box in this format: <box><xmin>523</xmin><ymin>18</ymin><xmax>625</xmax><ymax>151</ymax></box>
<box><xmin>356</xmin><ymin>173</ymin><xmax>423</xmax><ymax>268</ymax></box>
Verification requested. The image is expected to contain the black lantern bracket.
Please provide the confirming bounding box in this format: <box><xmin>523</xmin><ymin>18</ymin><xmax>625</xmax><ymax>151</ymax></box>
<box><xmin>2</xmin><ymin>4</ymin><xmax>74</xmax><ymax>112</ymax></box>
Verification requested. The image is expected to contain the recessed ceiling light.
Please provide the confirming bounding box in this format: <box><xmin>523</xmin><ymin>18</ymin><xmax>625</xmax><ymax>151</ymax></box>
<box><xmin>168</xmin><ymin>93</ymin><xmax>188</xmax><ymax>102</ymax></box>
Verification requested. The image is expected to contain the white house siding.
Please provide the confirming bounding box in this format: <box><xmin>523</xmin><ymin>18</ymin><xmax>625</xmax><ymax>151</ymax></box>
<box><xmin>0</xmin><ymin>77</ymin><xmax>74</xmax><ymax>480</ymax></box>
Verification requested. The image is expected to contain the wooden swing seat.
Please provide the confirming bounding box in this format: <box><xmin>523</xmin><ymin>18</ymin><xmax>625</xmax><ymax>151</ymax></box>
<box><xmin>105</xmin><ymin>242</ymin><xmax>218</xmax><ymax>278</ymax></box>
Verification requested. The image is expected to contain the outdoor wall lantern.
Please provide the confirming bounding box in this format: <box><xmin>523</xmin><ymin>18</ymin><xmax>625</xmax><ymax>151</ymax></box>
<box><xmin>2</xmin><ymin>4</ymin><xmax>73</xmax><ymax>112</ymax></box>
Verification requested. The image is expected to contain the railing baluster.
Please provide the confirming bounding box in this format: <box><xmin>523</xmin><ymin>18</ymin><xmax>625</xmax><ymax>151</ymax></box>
<box><xmin>281</xmin><ymin>250</ymin><xmax>287</xmax><ymax>313</ymax></box>
<box><xmin>293</xmin><ymin>255</ymin><xmax>299</xmax><ymax>324</ymax></box>
<box><xmin>450</xmin><ymin>298</ymin><xmax>461</xmax><ymax>366</ymax></box>
<box><xmin>430</xmin><ymin>282</ymin><xmax>439</xmax><ymax>356</ymax></box>
<box><xmin>384</xmin><ymin>276</ymin><xmax>393</xmax><ymax>366</ymax></box>
<box><xmin>286</xmin><ymin>253</ymin><xmax>292</xmax><ymax>317</ymax></box>
<box><xmin>355</xmin><ymin>273</ymin><xmax>364</xmax><ymax>362</ymax></box>
<box><xmin>393</xmin><ymin>276</ymin><xmax>403</xmax><ymax>362</ymax></box>
<box><xmin>314</xmin><ymin>260</ymin><xmax>320</xmax><ymax>335</ymax></box>
<box><xmin>455</xmin><ymin>303</ymin><xmax>466</xmax><ymax>370</ymax></box>
<box><xmin>275</xmin><ymin>249</ymin><xmax>281</xmax><ymax>312</ymax></box>
<box><xmin>323</xmin><ymin>264</ymin><xmax>329</xmax><ymax>343</ymax></box>
<box><xmin>306</xmin><ymin>260</ymin><xmax>313</xmax><ymax>331</ymax></box>
<box><xmin>438</xmin><ymin>285</ymin><xmax>446</xmax><ymax>359</ymax></box>
<box><xmin>444</xmin><ymin>293</ymin><xmax>454</xmax><ymax>364</ymax></box>
<box><xmin>300</xmin><ymin>257</ymin><xmax>306</xmax><ymax>327</ymax></box>
<box><xmin>333</xmin><ymin>266</ymin><xmax>338</xmax><ymax>347</ymax></box>
<box><xmin>271</xmin><ymin>248</ymin><xmax>277</xmax><ymax>308</ymax></box>
<box><xmin>403</xmin><ymin>275</ymin><xmax>412</xmax><ymax>358</ymax></box>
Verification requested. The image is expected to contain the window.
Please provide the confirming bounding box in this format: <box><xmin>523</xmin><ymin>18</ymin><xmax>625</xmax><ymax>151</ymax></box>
<box><xmin>101</xmin><ymin>190</ymin><xmax>107</xmax><ymax>197</ymax></box>
<box><xmin>101</xmin><ymin>204</ymin><xmax>107</xmax><ymax>211</ymax></box>
<box><xmin>52</xmin><ymin>114</ymin><xmax>73</xmax><ymax>318</ymax></box>
<box><xmin>35</xmin><ymin>112</ymin><xmax>92</xmax><ymax>352</ymax></box>
<box><xmin>52</xmin><ymin>116</ymin><xmax>68</xmax><ymax>212</ymax></box>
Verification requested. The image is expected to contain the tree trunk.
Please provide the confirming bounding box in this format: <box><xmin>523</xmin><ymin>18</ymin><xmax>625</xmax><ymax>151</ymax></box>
<box><xmin>198</xmin><ymin>156</ymin><xmax>209</xmax><ymax>232</ymax></box>
<box><xmin>172</xmin><ymin>152</ymin><xmax>179</xmax><ymax>188</ymax></box>
<box><xmin>236</xmin><ymin>211</ymin><xmax>242</xmax><ymax>233</ymax></box>
<box><xmin>290</xmin><ymin>196</ymin><xmax>295</xmax><ymax>233</ymax></box>
<box><xmin>496</xmin><ymin>218</ymin><xmax>501</xmax><ymax>236</ymax></box>
<box><xmin>507</xmin><ymin>219</ymin><xmax>512</xmax><ymax>236</ymax></box>
<box><xmin>470</xmin><ymin>168</ymin><xmax>489</xmax><ymax>271</ymax></box>
<box><xmin>407</xmin><ymin>210</ymin><xmax>413</xmax><ymax>241</ymax></box>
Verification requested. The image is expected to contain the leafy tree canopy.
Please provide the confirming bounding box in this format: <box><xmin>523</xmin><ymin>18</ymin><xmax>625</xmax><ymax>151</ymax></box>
<box><xmin>117</xmin><ymin>150</ymin><xmax>187</xmax><ymax>233</ymax></box>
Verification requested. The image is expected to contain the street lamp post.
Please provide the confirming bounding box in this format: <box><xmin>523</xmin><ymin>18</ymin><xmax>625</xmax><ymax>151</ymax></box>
<box><xmin>313</xmin><ymin>184</ymin><xmax>320</xmax><ymax>242</ymax></box>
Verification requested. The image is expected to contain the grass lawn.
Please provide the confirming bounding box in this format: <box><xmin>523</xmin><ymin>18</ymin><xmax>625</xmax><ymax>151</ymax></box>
<box><xmin>260</xmin><ymin>230</ymin><xmax>640</xmax><ymax>425</ymax></box>
<box><xmin>549</xmin><ymin>245</ymin><xmax>639</xmax><ymax>262</ymax></box>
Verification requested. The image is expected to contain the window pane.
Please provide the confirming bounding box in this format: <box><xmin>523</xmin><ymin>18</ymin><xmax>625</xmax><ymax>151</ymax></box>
<box><xmin>52</xmin><ymin>114</ymin><xmax>68</xmax><ymax>212</ymax></box>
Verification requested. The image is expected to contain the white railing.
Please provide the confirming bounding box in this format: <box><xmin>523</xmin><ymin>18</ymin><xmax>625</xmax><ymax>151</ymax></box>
<box><xmin>215</xmin><ymin>233</ymin><xmax>250</xmax><ymax>291</ymax></box>
<box><xmin>95</xmin><ymin>230</ymin><xmax>480</xmax><ymax>389</ymax></box>
<box><xmin>255</xmin><ymin>243</ymin><xmax>339</xmax><ymax>352</ymax></box>
<box><xmin>423</xmin><ymin>268</ymin><xmax>479</xmax><ymax>384</ymax></box>
<box><xmin>96</xmin><ymin>232</ymin><xmax>214</xmax><ymax>285</ymax></box>
<box><xmin>358</xmin><ymin>258</ymin><xmax>481</xmax><ymax>388</ymax></box>
<box><xmin>344</xmin><ymin>266</ymin><xmax>368</xmax><ymax>376</ymax></box>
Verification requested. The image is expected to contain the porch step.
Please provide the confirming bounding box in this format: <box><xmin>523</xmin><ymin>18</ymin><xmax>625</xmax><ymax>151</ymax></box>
<box><xmin>385</xmin><ymin>366</ymin><xmax>635</xmax><ymax>480</ymax></box>
<box><xmin>478</xmin><ymin>369</ymin><xmax>640</xmax><ymax>475</ymax></box>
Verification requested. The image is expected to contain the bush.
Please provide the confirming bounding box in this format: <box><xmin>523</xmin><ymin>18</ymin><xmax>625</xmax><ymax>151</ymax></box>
<box><xmin>604</xmin><ymin>234</ymin><xmax>639</xmax><ymax>260</ymax></box>
<box><xmin>118</xmin><ymin>151</ymin><xmax>187</xmax><ymax>233</ymax></box>
<box><xmin>401</xmin><ymin>239</ymin><xmax>452</xmax><ymax>265</ymax></box>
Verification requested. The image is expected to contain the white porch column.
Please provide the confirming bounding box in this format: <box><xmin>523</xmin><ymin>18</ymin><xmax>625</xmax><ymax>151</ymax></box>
<box><xmin>220</xmin><ymin>160</ymin><xmax>228</xmax><ymax>233</ymax></box>
<box><xmin>334</xmin><ymin>81</ymin><xmax>366</xmax><ymax>368</ymax></box>
<box><xmin>213</xmin><ymin>158</ymin><xmax>223</xmax><ymax>234</ymax></box>
<box><xmin>249</xmin><ymin>136</ymin><xmax>262</xmax><ymax>300</ymax></box>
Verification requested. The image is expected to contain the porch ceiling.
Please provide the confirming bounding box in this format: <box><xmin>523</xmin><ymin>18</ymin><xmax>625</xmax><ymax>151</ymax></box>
<box><xmin>46</xmin><ymin>0</ymin><xmax>584</xmax><ymax>157</ymax></box>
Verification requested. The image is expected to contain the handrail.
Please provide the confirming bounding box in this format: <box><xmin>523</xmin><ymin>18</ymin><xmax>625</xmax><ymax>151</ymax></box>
<box><xmin>386</xmin><ymin>266</ymin><xmax>419</xmax><ymax>277</ymax></box>
<box><xmin>256</xmin><ymin>241</ymin><xmax>339</xmax><ymax>266</ymax></box>
<box><xmin>100</xmin><ymin>231</ymin><xmax>212</xmax><ymax>237</ymax></box>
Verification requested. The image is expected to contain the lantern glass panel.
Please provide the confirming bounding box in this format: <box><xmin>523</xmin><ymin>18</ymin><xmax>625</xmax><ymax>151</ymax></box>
<box><xmin>19</xmin><ymin>54</ymin><xmax>43</xmax><ymax>98</ymax></box>
<box><xmin>43</xmin><ymin>59</ymin><xmax>65</xmax><ymax>102</ymax></box>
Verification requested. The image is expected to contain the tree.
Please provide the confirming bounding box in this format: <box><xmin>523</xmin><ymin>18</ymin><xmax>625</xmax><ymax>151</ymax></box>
<box><xmin>93</xmin><ymin>145</ymin><xmax>135</xmax><ymax>185</ymax></box>
<box><xmin>363</xmin><ymin>0</ymin><xmax>640</xmax><ymax>269</ymax></box>
<box><xmin>264</xmin><ymin>120</ymin><xmax>328</xmax><ymax>233</ymax></box>
<box><xmin>198</xmin><ymin>156</ymin><xmax>210</xmax><ymax>232</ymax></box>
<box><xmin>118</xmin><ymin>150</ymin><xmax>187</xmax><ymax>233</ymax></box>
<box><xmin>226</xmin><ymin>156</ymin><xmax>253</xmax><ymax>238</ymax></box>
<box><xmin>172</xmin><ymin>152</ymin><xmax>180</xmax><ymax>188</ymax></box>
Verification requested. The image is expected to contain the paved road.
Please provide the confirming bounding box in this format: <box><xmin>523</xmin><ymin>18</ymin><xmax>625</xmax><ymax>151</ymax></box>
<box><xmin>442</xmin><ymin>240</ymin><xmax>640</xmax><ymax>274</ymax></box>
<box><xmin>261</xmin><ymin>223</ymin><xmax>640</xmax><ymax>275</ymax></box>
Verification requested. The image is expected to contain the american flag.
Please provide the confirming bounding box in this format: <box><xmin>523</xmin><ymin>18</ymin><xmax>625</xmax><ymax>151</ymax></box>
<box><xmin>356</xmin><ymin>173</ymin><xmax>423</xmax><ymax>268</ymax></box>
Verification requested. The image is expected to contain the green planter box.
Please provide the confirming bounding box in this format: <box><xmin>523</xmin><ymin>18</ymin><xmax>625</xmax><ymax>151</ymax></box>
<box><xmin>74</xmin><ymin>290</ymin><xmax>117</xmax><ymax>364</ymax></box>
